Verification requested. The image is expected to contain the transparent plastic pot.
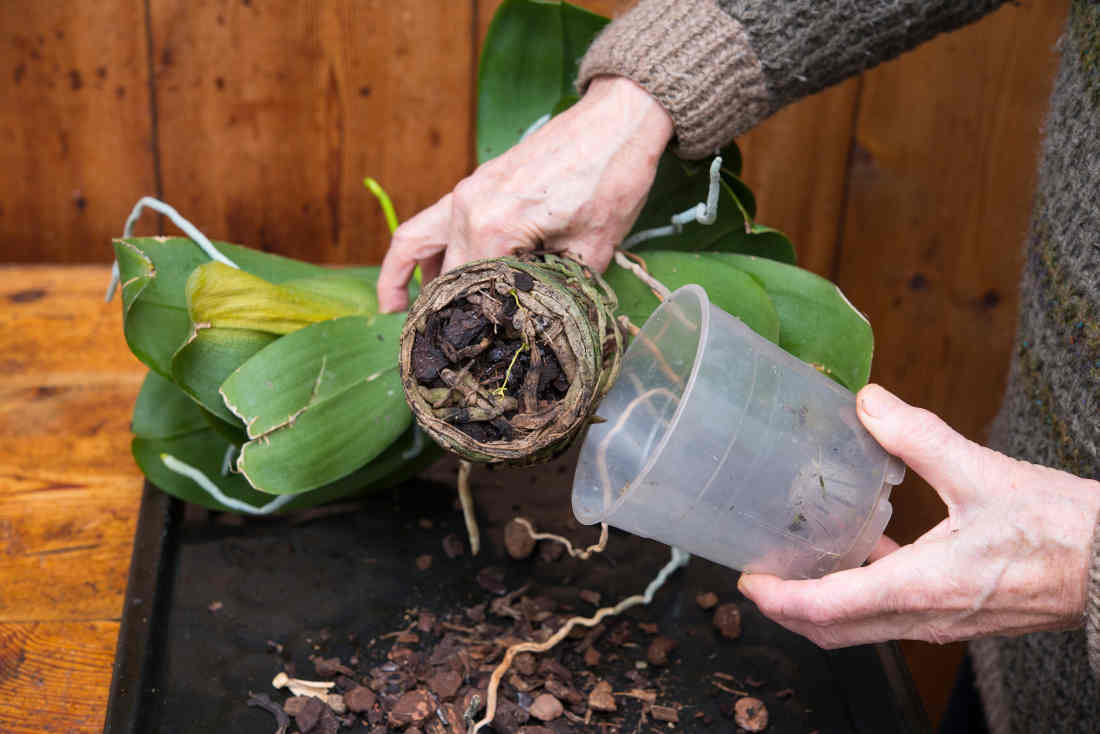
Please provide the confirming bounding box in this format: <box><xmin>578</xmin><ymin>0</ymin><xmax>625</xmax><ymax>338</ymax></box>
<box><xmin>572</xmin><ymin>285</ymin><xmax>905</xmax><ymax>579</ymax></box>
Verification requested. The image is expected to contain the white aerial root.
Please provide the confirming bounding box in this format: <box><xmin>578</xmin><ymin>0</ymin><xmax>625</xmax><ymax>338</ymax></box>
<box><xmin>469</xmin><ymin>547</ymin><xmax>691</xmax><ymax>734</ymax></box>
<box><xmin>513</xmin><ymin>517</ymin><xmax>608</xmax><ymax>560</ymax></box>
<box><xmin>106</xmin><ymin>196</ymin><xmax>239</xmax><ymax>302</ymax></box>
<box><xmin>161</xmin><ymin>453</ymin><xmax>294</xmax><ymax>515</ymax></box>
<box><xmin>620</xmin><ymin>156</ymin><xmax>723</xmax><ymax>250</ymax></box>
<box><xmin>457</xmin><ymin>460</ymin><xmax>480</xmax><ymax>555</ymax></box>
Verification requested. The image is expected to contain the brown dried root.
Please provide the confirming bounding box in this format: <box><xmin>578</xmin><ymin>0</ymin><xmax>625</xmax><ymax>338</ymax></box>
<box><xmin>468</xmin><ymin>547</ymin><xmax>690</xmax><ymax>734</ymax></box>
<box><xmin>458</xmin><ymin>460</ymin><xmax>480</xmax><ymax>556</ymax></box>
<box><xmin>512</xmin><ymin>517</ymin><xmax>608</xmax><ymax>560</ymax></box>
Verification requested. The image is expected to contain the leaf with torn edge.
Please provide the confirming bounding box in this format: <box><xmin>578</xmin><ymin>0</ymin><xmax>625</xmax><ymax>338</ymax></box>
<box><xmin>132</xmin><ymin>371</ymin><xmax>431</xmax><ymax>511</ymax></box>
<box><xmin>171</xmin><ymin>327</ymin><xmax>277</xmax><ymax>427</ymax></box>
<box><xmin>222</xmin><ymin>315</ymin><xmax>412</xmax><ymax>494</ymax></box>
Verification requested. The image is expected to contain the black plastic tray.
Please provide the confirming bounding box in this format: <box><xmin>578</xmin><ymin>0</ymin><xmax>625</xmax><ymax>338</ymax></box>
<box><xmin>103</xmin><ymin>460</ymin><xmax>930</xmax><ymax>734</ymax></box>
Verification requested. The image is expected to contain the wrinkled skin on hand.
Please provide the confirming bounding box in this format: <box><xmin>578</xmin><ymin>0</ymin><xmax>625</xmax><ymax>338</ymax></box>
<box><xmin>377</xmin><ymin>76</ymin><xmax>675</xmax><ymax>313</ymax></box>
<box><xmin>738</xmin><ymin>384</ymin><xmax>1100</xmax><ymax>649</ymax></box>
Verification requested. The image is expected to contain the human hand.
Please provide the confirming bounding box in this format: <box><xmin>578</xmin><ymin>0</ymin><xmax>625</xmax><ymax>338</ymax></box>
<box><xmin>376</xmin><ymin>75</ymin><xmax>674</xmax><ymax>312</ymax></box>
<box><xmin>737</xmin><ymin>384</ymin><xmax>1100</xmax><ymax>649</ymax></box>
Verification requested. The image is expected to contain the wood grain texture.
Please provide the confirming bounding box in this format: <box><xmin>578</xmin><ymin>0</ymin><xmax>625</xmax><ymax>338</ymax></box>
<box><xmin>149</xmin><ymin>0</ymin><xmax>475</xmax><ymax>265</ymax></box>
<box><xmin>0</xmin><ymin>621</ymin><xmax>119</xmax><ymax>733</ymax></box>
<box><xmin>738</xmin><ymin>81</ymin><xmax>862</xmax><ymax>278</ymax></box>
<box><xmin>0</xmin><ymin>267</ymin><xmax>141</xmax><ymax>733</ymax></box>
<box><xmin>0</xmin><ymin>266</ymin><xmax>144</xmax><ymax>380</ymax></box>
<box><xmin>833</xmin><ymin>0</ymin><xmax>1070</xmax><ymax>721</ymax></box>
<box><xmin>0</xmin><ymin>2</ymin><xmax>155</xmax><ymax>263</ymax></box>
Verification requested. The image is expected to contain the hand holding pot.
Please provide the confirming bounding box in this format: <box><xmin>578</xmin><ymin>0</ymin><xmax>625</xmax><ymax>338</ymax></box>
<box><xmin>377</xmin><ymin>76</ymin><xmax>674</xmax><ymax>313</ymax></box>
<box><xmin>737</xmin><ymin>384</ymin><xmax>1100</xmax><ymax>648</ymax></box>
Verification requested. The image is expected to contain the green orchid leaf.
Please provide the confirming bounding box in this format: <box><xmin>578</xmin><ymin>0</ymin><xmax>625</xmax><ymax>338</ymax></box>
<box><xmin>707</xmin><ymin>224</ymin><xmax>797</xmax><ymax>264</ymax></box>
<box><xmin>131</xmin><ymin>371</ymin><xmax>434</xmax><ymax>512</ymax></box>
<box><xmin>114</xmin><ymin>239</ymin><xmax>202</xmax><ymax>377</ymax></box>
<box><xmin>219</xmin><ymin>314</ymin><xmax>411</xmax><ymax>494</ymax></box>
<box><xmin>171</xmin><ymin>327</ymin><xmax>277</xmax><ymax>426</ymax></box>
<box><xmin>720</xmin><ymin>171</ymin><xmax>756</xmax><ymax>221</ymax></box>
<box><xmin>236</xmin><ymin>367</ymin><xmax>411</xmax><ymax>494</ymax></box>
<box><xmin>476</xmin><ymin>0</ymin><xmax>609</xmax><ymax>163</ymax></box>
<box><xmin>560</xmin><ymin>2</ymin><xmax>610</xmax><ymax>93</ymax></box>
<box><xmin>132</xmin><ymin>370</ymin><xmax>210</xmax><ymax>440</ymax></box>
<box><xmin>113</xmin><ymin>237</ymin><xmax>409</xmax><ymax>379</ymax></box>
<box><xmin>605</xmin><ymin>251</ymin><xmax>780</xmax><ymax>343</ymax></box>
<box><xmin>220</xmin><ymin>314</ymin><xmax>404</xmax><ymax>438</ymax></box>
<box><xmin>706</xmin><ymin>253</ymin><xmax>874</xmax><ymax>391</ymax></box>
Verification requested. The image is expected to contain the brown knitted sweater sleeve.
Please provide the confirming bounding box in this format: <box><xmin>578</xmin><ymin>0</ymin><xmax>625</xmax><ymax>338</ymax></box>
<box><xmin>578</xmin><ymin>0</ymin><xmax>1006</xmax><ymax>158</ymax></box>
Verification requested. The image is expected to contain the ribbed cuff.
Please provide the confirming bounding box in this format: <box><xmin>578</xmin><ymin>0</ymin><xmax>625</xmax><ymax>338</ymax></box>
<box><xmin>1087</xmin><ymin>509</ymin><xmax>1100</xmax><ymax>676</ymax></box>
<box><xmin>576</xmin><ymin>0</ymin><xmax>771</xmax><ymax>159</ymax></box>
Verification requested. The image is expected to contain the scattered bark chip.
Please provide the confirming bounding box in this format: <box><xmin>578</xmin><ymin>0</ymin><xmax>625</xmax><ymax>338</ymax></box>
<box><xmin>311</xmin><ymin>655</ymin><xmax>355</xmax><ymax>678</ymax></box>
<box><xmin>345</xmin><ymin>685</ymin><xmax>377</xmax><ymax>713</ymax></box>
<box><xmin>583</xmin><ymin>647</ymin><xmax>601</xmax><ymax>667</ymax></box>
<box><xmin>442</xmin><ymin>534</ymin><xmax>465</xmax><ymax>558</ymax></box>
<box><xmin>528</xmin><ymin>693</ymin><xmax>564</xmax><ymax>722</ymax></box>
<box><xmin>389</xmin><ymin>689</ymin><xmax>435</xmax><ymax>727</ymax></box>
<box><xmin>638</xmin><ymin>622</ymin><xmax>659</xmax><ymax>635</ymax></box>
<box><xmin>608</xmin><ymin>620</ymin><xmax>633</xmax><ymax>646</ymax></box>
<box><xmin>578</xmin><ymin>589</ymin><xmax>600</xmax><ymax>606</ymax></box>
<box><xmin>416</xmin><ymin>554</ymin><xmax>433</xmax><ymax>571</ymax></box>
<box><xmin>696</xmin><ymin>591</ymin><xmax>719</xmax><ymax>610</ymax></box>
<box><xmin>293</xmin><ymin>696</ymin><xmax>326</xmax><ymax>732</ymax></box>
<box><xmin>646</xmin><ymin>636</ymin><xmax>678</xmax><ymax>666</ymax></box>
<box><xmin>713</xmin><ymin>603</ymin><xmax>742</xmax><ymax>639</ymax></box>
<box><xmin>650</xmin><ymin>705</ymin><xmax>679</xmax><ymax>723</ymax></box>
<box><xmin>537</xmin><ymin>658</ymin><xmax>572</xmax><ymax>683</ymax></box>
<box><xmin>492</xmin><ymin>696</ymin><xmax>530</xmax><ymax>734</ymax></box>
<box><xmin>476</xmin><ymin>567</ymin><xmax>508</xmax><ymax>595</ymax></box>
<box><xmin>587</xmin><ymin>680</ymin><xmax>616</xmax><ymax>712</ymax></box>
<box><xmin>504</xmin><ymin>519</ymin><xmax>536</xmax><ymax>559</ymax></box>
<box><xmin>417</xmin><ymin>612</ymin><xmax>437</xmax><ymax>633</ymax></box>
<box><xmin>412</xmin><ymin>333</ymin><xmax>449</xmax><ymax>381</ymax></box>
<box><xmin>428</xmin><ymin>670</ymin><xmax>462</xmax><ymax>701</ymax></box>
<box><xmin>512</xmin><ymin>271</ymin><xmax>534</xmax><ymax>292</ymax></box>
<box><xmin>517</xmin><ymin>728</ymin><xmax>555</xmax><ymax>734</ymax></box>
<box><xmin>734</xmin><ymin>697</ymin><xmax>769</xmax><ymax>732</ymax></box>
<box><xmin>513</xmin><ymin>651</ymin><xmax>537</xmax><ymax>676</ymax></box>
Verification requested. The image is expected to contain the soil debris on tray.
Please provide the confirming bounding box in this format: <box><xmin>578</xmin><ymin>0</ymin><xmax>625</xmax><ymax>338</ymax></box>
<box><xmin>733</xmin><ymin>696</ymin><xmax>769</xmax><ymax>732</ymax></box>
<box><xmin>504</xmin><ymin>518</ymin><xmax>537</xmax><ymax>559</ymax></box>
<box><xmin>695</xmin><ymin>591</ymin><xmax>719</xmax><ymax>610</ymax></box>
<box><xmin>645</xmin><ymin>636</ymin><xmax>677</xmax><ymax>666</ymax></box>
<box><xmin>712</xmin><ymin>602</ymin><xmax>742</xmax><ymax>639</ymax></box>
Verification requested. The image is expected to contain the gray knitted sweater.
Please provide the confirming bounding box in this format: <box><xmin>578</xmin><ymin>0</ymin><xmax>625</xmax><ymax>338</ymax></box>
<box><xmin>579</xmin><ymin>1</ymin><xmax>1100</xmax><ymax>731</ymax></box>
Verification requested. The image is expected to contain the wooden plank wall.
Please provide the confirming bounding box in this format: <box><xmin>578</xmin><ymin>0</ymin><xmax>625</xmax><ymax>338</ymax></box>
<box><xmin>0</xmin><ymin>0</ymin><xmax>1069</xmax><ymax>723</ymax></box>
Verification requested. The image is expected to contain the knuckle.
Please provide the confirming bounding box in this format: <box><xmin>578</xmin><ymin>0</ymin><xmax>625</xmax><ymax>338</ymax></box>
<box><xmin>451</xmin><ymin>177</ymin><xmax>481</xmax><ymax>211</ymax></box>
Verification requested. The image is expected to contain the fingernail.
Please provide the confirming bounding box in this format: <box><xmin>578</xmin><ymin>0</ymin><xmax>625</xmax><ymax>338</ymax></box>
<box><xmin>858</xmin><ymin>384</ymin><xmax>903</xmax><ymax>419</ymax></box>
<box><xmin>737</xmin><ymin>574</ymin><xmax>755</xmax><ymax>596</ymax></box>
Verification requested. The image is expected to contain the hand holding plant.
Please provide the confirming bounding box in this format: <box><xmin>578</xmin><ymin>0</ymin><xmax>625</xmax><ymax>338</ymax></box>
<box><xmin>377</xmin><ymin>75</ymin><xmax>673</xmax><ymax>313</ymax></box>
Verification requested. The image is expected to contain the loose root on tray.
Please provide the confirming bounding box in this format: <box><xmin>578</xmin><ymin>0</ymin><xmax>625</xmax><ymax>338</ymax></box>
<box><xmin>468</xmin><ymin>547</ymin><xmax>690</xmax><ymax>734</ymax></box>
<box><xmin>513</xmin><ymin>517</ymin><xmax>608</xmax><ymax>560</ymax></box>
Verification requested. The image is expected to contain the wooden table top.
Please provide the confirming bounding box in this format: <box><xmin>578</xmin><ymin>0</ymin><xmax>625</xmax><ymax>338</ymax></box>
<box><xmin>0</xmin><ymin>265</ymin><xmax>146</xmax><ymax>733</ymax></box>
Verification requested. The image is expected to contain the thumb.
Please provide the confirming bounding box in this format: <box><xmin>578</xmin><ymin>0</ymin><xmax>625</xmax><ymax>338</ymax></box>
<box><xmin>856</xmin><ymin>384</ymin><xmax>982</xmax><ymax>507</ymax></box>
